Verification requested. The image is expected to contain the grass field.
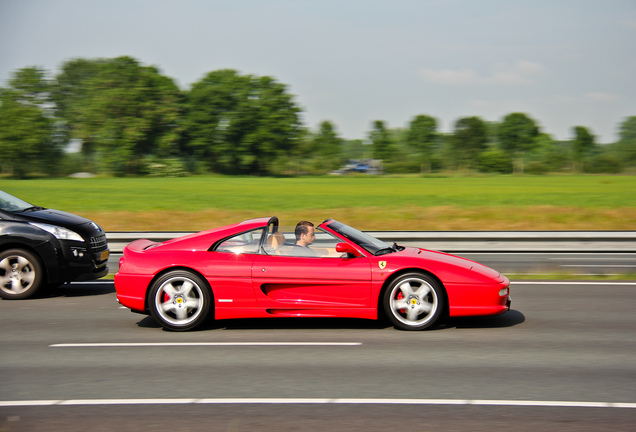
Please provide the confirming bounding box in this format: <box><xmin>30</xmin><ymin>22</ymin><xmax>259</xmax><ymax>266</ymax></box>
<box><xmin>1</xmin><ymin>175</ymin><xmax>635</xmax><ymax>231</ymax></box>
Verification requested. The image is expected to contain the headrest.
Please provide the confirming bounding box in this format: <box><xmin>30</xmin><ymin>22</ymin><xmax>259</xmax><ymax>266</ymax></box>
<box><xmin>267</xmin><ymin>231</ymin><xmax>285</xmax><ymax>248</ymax></box>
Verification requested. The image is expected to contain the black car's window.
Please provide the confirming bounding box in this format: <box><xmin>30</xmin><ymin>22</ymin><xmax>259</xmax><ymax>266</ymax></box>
<box><xmin>214</xmin><ymin>228</ymin><xmax>265</xmax><ymax>255</ymax></box>
<box><xmin>0</xmin><ymin>190</ymin><xmax>34</xmax><ymax>212</ymax></box>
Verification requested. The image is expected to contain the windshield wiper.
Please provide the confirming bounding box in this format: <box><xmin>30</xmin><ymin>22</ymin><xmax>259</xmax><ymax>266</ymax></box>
<box><xmin>19</xmin><ymin>206</ymin><xmax>44</xmax><ymax>213</ymax></box>
<box><xmin>375</xmin><ymin>242</ymin><xmax>403</xmax><ymax>256</ymax></box>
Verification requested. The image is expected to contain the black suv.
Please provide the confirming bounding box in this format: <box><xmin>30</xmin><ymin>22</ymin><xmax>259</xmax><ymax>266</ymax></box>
<box><xmin>0</xmin><ymin>190</ymin><xmax>110</xmax><ymax>299</ymax></box>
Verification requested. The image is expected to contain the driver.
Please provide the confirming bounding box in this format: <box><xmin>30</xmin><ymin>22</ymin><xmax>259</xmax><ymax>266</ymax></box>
<box><xmin>293</xmin><ymin>220</ymin><xmax>317</xmax><ymax>256</ymax></box>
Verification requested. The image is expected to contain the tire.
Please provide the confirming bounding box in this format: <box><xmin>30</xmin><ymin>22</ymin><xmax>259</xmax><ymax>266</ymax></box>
<box><xmin>148</xmin><ymin>271</ymin><xmax>212</xmax><ymax>331</ymax></box>
<box><xmin>383</xmin><ymin>272</ymin><xmax>445</xmax><ymax>331</ymax></box>
<box><xmin>0</xmin><ymin>249</ymin><xmax>44</xmax><ymax>300</ymax></box>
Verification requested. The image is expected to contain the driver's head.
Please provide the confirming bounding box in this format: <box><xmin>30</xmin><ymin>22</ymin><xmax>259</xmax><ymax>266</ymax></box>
<box><xmin>295</xmin><ymin>220</ymin><xmax>315</xmax><ymax>245</ymax></box>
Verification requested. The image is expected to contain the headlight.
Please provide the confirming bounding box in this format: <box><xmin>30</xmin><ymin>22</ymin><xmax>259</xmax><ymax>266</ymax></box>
<box><xmin>30</xmin><ymin>223</ymin><xmax>84</xmax><ymax>242</ymax></box>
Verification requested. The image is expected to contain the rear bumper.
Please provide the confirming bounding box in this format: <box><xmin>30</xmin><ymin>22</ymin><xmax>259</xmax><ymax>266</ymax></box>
<box><xmin>114</xmin><ymin>273</ymin><xmax>152</xmax><ymax>312</ymax></box>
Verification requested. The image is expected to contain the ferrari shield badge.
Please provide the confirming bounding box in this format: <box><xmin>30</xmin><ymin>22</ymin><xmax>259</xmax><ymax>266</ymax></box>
<box><xmin>378</xmin><ymin>261</ymin><xmax>387</xmax><ymax>270</ymax></box>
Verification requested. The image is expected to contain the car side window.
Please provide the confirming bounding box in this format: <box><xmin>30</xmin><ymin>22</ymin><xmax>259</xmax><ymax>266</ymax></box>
<box><xmin>214</xmin><ymin>229</ymin><xmax>264</xmax><ymax>254</ymax></box>
<box><xmin>310</xmin><ymin>229</ymin><xmax>347</xmax><ymax>257</ymax></box>
<box><xmin>264</xmin><ymin>228</ymin><xmax>344</xmax><ymax>258</ymax></box>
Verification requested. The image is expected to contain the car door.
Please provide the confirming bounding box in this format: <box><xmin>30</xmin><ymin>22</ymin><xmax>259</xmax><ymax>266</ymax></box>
<box><xmin>204</xmin><ymin>228</ymin><xmax>264</xmax><ymax>309</ymax></box>
<box><xmin>251</xmin><ymin>229</ymin><xmax>372</xmax><ymax>309</ymax></box>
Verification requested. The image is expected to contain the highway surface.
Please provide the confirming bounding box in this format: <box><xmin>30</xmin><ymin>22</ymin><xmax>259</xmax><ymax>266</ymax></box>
<box><xmin>1</xmin><ymin>280</ymin><xmax>635</xmax><ymax>431</ymax></box>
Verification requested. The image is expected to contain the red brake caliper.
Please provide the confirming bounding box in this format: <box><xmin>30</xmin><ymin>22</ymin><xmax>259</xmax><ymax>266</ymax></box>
<box><xmin>397</xmin><ymin>291</ymin><xmax>405</xmax><ymax>313</ymax></box>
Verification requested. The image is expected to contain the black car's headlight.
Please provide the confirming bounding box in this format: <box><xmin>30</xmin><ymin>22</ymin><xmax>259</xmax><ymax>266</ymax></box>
<box><xmin>30</xmin><ymin>222</ymin><xmax>84</xmax><ymax>242</ymax></box>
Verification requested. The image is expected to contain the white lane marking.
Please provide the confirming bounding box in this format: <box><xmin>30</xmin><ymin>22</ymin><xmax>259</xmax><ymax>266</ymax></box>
<box><xmin>511</xmin><ymin>281</ymin><xmax>636</xmax><ymax>285</ymax></box>
<box><xmin>49</xmin><ymin>342</ymin><xmax>362</xmax><ymax>348</ymax></box>
<box><xmin>0</xmin><ymin>398</ymin><xmax>634</xmax><ymax>409</ymax></box>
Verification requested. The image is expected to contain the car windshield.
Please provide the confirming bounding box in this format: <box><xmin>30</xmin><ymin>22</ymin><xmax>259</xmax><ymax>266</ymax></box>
<box><xmin>323</xmin><ymin>220</ymin><xmax>395</xmax><ymax>256</ymax></box>
<box><xmin>0</xmin><ymin>190</ymin><xmax>37</xmax><ymax>212</ymax></box>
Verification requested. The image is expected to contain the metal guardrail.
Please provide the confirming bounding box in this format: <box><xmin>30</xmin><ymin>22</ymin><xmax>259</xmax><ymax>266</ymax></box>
<box><xmin>106</xmin><ymin>231</ymin><xmax>636</xmax><ymax>253</ymax></box>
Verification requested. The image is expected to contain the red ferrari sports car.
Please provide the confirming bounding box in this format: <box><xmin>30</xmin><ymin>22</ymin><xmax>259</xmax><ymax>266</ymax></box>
<box><xmin>115</xmin><ymin>217</ymin><xmax>510</xmax><ymax>331</ymax></box>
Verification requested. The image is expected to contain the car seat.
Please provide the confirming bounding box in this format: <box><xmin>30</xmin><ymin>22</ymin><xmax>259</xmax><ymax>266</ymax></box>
<box><xmin>266</xmin><ymin>231</ymin><xmax>286</xmax><ymax>254</ymax></box>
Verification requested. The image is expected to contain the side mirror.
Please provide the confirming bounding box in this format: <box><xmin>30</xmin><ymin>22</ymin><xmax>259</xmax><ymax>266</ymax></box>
<box><xmin>336</xmin><ymin>242</ymin><xmax>361</xmax><ymax>258</ymax></box>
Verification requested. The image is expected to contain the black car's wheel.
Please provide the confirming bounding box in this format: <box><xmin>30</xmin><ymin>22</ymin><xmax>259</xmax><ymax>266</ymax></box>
<box><xmin>149</xmin><ymin>271</ymin><xmax>212</xmax><ymax>331</ymax></box>
<box><xmin>0</xmin><ymin>249</ymin><xmax>44</xmax><ymax>300</ymax></box>
<box><xmin>383</xmin><ymin>272</ymin><xmax>445</xmax><ymax>330</ymax></box>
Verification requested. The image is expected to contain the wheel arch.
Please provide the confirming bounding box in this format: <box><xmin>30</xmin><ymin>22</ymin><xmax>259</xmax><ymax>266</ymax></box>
<box><xmin>144</xmin><ymin>266</ymin><xmax>214</xmax><ymax>312</ymax></box>
<box><xmin>377</xmin><ymin>267</ymin><xmax>449</xmax><ymax>320</ymax></box>
<box><xmin>0</xmin><ymin>242</ymin><xmax>50</xmax><ymax>285</ymax></box>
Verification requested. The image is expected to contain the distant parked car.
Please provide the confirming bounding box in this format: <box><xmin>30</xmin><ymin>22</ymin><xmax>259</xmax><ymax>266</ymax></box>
<box><xmin>0</xmin><ymin>190</ymin><xmax>109</xmax><ymax>299</ymax></box>
<box><xmin>330</xmin><ymin>159</ymin><xmax>383</xmax><ymax>175</ymax></box>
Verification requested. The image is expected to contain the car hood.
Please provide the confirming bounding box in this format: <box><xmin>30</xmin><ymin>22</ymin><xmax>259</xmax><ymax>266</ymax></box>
<box><xmin>14</xmin><ymin>208</ymin><xmax>104</xmax><ymax>235</ymax></box>
<box><xmin>398</xmin><ymin>247</ymin><xmax>502</xmax><ymax>280</ymax></box>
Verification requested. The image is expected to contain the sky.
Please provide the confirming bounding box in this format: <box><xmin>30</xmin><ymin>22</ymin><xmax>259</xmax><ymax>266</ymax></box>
<box><xmin>1</xmin><ymin>0</ymin><xmax>635</xmax><ymax>143</ymax></box>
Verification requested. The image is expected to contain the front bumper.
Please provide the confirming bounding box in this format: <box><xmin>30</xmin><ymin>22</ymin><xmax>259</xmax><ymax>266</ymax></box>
<box><xmin>74</xmin><ymin>265</ymin><xmax>109</xmax><ymax>281</ymax></box>
<box><xmin>47</xmin><ymin>235</ymin><xmax>110</xmax><ymax>283</ymax></box>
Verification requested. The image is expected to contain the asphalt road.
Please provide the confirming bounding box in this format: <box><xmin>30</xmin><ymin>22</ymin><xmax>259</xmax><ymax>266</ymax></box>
<box><xmin>1</xmin><ymin>281</ymin><xmax>635</xmax><ymax>431</ymax></box>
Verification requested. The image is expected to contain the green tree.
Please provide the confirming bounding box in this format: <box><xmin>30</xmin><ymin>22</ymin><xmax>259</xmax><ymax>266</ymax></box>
<box><xmin>0</xmin><ymin>67</ymin><xmax>62</xmax><ymax>177</ymax></box>
<box><xmin>311</xmin><ymin>120</ymin><xmax>343</xmax><ymax>171</ymax></box>
<box><xmin>7</xmin><ymin>67</ymin><xmax>51</xmax><ymax>108</ymax></box>
<box><xmin>53</xmin><ymin>58</ymin><xmax>107</xmax><ymax>156</ymax></box>
<box><xmin>53</xmin><ymin>56</ymin><xmax>184</xmax><ymax>175</ymax></box>
<box><xmin>498</xmin><ymin>113</ymin><xmax>540</xmax><ymax>154</ymax></box>
<box><xmin>583</xmin><ymin>152</ymin><xmax>623</xmax><ymax>173</ymax></box>
<box><xmin>342</xmin><ymin>139</ymin><xmax>367</xmax><ymax>161</ymax></box>
<box><xmin>497</xmin><ymin>112</ymin><xmax>540</xmax><ymax>173</ymax></box>
<box><xmin>572</xmin><ymin>126</ymin><xmax>596</xmax><ymax>163</ymax></box>
<box><xmin>407</xmin><ymin>114</ymin><xmax>437</xmax><ymax>171</ymax></box>
<box><xmin>369</xmin><ymin>120</ymin><xmax>393</xmax><ymax>161</ymax></box>
<box><xmin>451</xmin><ymin>116</ymin><xmax>488</xmax><ymax>169</ymax></box>
<box><xmin>186</xmin><ymin>69</ymin><xmax>302</xmax><ymax>175</ymax></box>
<box><xmin>524</xmin><ymin>133</ymin><xmax>568</xmax><ymax>173</ymax></box>
<box><xmin>478</xmin><ymin>148</ymin><xmax>513</xmax><ymax>174</ymax></box>
<box><xmin>616</xmin><ymin>116</ymin><xmax>636</xmax><ymax>165</ymax></box>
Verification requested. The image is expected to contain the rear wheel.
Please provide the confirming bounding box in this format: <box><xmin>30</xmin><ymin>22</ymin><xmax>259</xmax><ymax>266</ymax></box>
<box><xmin>149</xmin><ymin>271</ymin><xmax>212</xmax><ymax>331</ymax></box>
<box><xmin>383</xmin><ymin>272</ymin><xmax>445</xmax><ymax>330</ymax></box>
<box><xmin>0</xmin><ymin>249</ymin><xmax>44</xmax><ymax>300</ymax></box>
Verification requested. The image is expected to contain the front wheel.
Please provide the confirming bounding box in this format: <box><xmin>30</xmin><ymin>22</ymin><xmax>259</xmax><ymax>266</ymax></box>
<box><xmin>383</xmin><ymin>273</ymin><xmax>445</xmax><ymax>330</ymax></box>
<box><xmin>149</xmin><ymin>271</ymin><xmax>212</xmax><ymax>331</ymax></box>
<box><xmin>0</xmin><ymin>249</ymin><xmax>44</xmax><ymax>300</ymax></box>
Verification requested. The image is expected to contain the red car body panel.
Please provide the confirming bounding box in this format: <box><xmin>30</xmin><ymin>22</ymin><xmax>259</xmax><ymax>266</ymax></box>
<box><xmin>115</xmin><ymin>217</ymin><xmax>510</xmax><ymax>324</ymax></box>
<box><xmin>362</xmin><ymin>248</ymin><xmax>510</xmax><ymax>318</ymax></box>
